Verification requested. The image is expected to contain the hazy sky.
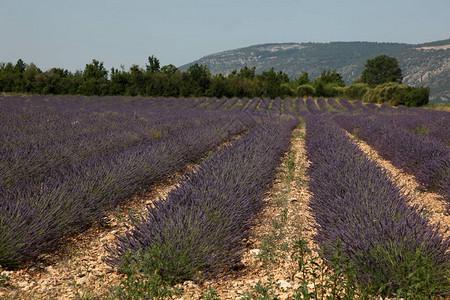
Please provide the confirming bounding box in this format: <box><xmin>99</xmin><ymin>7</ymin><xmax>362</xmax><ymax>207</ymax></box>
<box><xmin>1</xmin><ymin>0</ymin><xmax>449</xmax><ymax>72</ymax></box>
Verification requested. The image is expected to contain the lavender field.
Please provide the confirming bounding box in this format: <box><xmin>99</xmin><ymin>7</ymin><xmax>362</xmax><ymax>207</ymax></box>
<box><xmin>0</xmin><ymin>95</ymin><xmax>449</xmax><ymax>298</ymax></box>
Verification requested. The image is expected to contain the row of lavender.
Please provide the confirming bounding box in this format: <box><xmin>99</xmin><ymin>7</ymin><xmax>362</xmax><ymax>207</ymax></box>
<box><xmin>333</xmin><ymin>114</ymin><xmax>449</xmax><ymax>205</ymax></box>
<box><xmin>106</xmin><ymin>116</ymin><xmax>299</xmax><ymax>282</ymax></box>
<box><xmin>0</xmin><ymin>95</ymin><xmax>259</xmax><ymax>268</ymax></box>
<box><xmin>199</xmin><ymin>96</ymin><xmax>297</xmax><ymax>116</ymax></box>
<box><xmin>202</xmin><ymin>97</ymin><xmax>448</xmax><ymax>207</ymax></box>
<box><xmin>293</xmin><ymin>96</ymin><xmax>449</xmax><ymax>147</ymax></box>
<box><xmin>304</xmin><ymin>114</ymin><xmax>449</xmax><ymax>296</ymax></box>
<box><xmin>174</xmin><ymin>94</ymin><xmax>448</xmax><ymax>142</ymax></box>
<box><xmin>292</xmin><ymin>97</ymin><xmax>450</xmax><ymax>208</ymax></box>
<box><xmin>332</xmin><ymin>99</ymin><xmax>449</xmax><ymax>146</ymax></box>
<box><xmin>0</xmin><ymin>96</ymin><xmax>239</xmax><ymax>191</ymax></box>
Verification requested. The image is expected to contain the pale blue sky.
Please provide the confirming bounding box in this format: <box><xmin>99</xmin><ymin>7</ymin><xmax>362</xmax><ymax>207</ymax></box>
<box><xmin>1</xmin><ymin>0</ymin><xmax>449</xmax><ymax>72</ymax></box>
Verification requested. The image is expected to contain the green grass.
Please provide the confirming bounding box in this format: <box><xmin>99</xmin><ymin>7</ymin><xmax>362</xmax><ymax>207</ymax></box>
<box><xmin>241</xmin><ymin>279</ymin><xmax>280</xmax><ymax>300</ymax></box>
<box><xmin>108</xmin><ymin>256</ymin><xmax>183</xmax><ymax>299</ymax></box>
<box><xmin>201</xmin><ymin>287</ymin><xmax>220</xmax><ymax>300</ymax></box>
<box><xmin>0</xmin><ymin>272</ymin><xmax>10</xmax><ymax>287</ymax></box>
<box><xmin>423</xmin><ymin>103</ymin><xmax>450</xmax><ymax>112</ymax></box>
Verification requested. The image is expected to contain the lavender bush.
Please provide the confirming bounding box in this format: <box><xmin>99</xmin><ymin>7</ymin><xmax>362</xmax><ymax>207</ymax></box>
<box><xmin>258</xmin><ymin>98</ymin><xmax>271</xmax><ymax>113</ymax></box>
<box><xmin>305</xmin><ymin>98</ymin><xmax>322</xmax><ymax>114</ymax></box>
<box><xmin>338</xmin><ymin>98</ymin><xmax>357</xmax><ymax>112</ymax></box>
<box><xmin>304</xmin><ymin>114</ymin><xmax>449</xmax><ymax>296</ymax></box>
<box><xmin>269</xmin><ymin>97</ymin><xmax>282</xmax><ymax>115</ymax></box>
<box><xmin>295</xmin><ymin>98</ymin><xmax>307</xmax><ymax>114</ymax></box>
<box><xmin>282</xmin><ymin>98</ymin><xmax>296</xmax><ymax>116</ymax></box>
<box><xmin>333</xmin><ymin>114</ymin><xmax>450</xmax><ymax>208</ymax></box>
<box><xmin>244</xmin><ymin>98</ymin><xmax>261</xmax><ymax>112</ymax></box>
<box><xmin>327</xmin><ymin>98</ymin><xmax>345</xmax><ymax>112</ymax></box>
<box><xmin>316</xmin><ymin>98</ymin><xmax>333</xmax><ymax>114</ymax></box>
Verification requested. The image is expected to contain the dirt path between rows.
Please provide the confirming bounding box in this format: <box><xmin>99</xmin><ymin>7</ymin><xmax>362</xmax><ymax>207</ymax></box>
<box><xmin>346</xmin><ymin>132</ymin><xmax>449</xmax><ymax>239</ymax></box>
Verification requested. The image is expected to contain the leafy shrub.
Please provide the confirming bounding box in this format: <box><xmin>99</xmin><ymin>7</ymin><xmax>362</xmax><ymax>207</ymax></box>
<box><xmin>345</xmin><ymin>83</ymin><xmax>370</xmax><ymax>100</ymax></box>
<box><xmin>362</xmin><ymin>82</ymin><xmax>429</xmax><ymax>106</ymax></box>
<box><xmin>378</xmin><ymin>82</ymin><xmax>408</xmax><ymax>103</ymax></box>
<box><xmin>393</xmin><ymin>86</ymin><xmax>430</xmax><ymax>107</ymax></box>
<box><xmin>297</xmin><ymin>84</ymin><xmax>315</xmax><ymax>97</ymax></box>
<box><xmin>109</xmin><ymin>251</ymin><xmax>183</xmax><ymax>299</ymax></box>
<box><xmin>362</xmin><ymin>87</ymin><xmax>379</xmax><ymax>103</ymax></box>
<box><xmin>313</xmin><ymin>82</ymin><xmax>342</xmax><ymax>97</ymax></box>
<box><xmin>332</xmin><ymin>86</ymin><xmax>347</xmax><ymax>97</ymax></box>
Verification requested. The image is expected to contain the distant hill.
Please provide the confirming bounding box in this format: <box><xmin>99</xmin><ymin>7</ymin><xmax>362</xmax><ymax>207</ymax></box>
<box><xmin>180</xmin><ymin>39</ymin><xmax>450</xmax><ymax>103</ymax></box>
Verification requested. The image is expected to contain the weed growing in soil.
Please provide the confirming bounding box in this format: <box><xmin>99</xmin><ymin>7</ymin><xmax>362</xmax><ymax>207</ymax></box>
<box><xmin>201</xmin><ymin>287</ymin><xmax>220</xmax><ymax>300</ymax></box>
<box><xmin>108</xmin><ymin>249</ymin><xmax>184</xmax><ymax>299</ymax></box>
<box><xmin>0</xmin><ymin>272</ymin><xmax>10</xmax><ymax>287</ymax></box>
<box><xmin>241</xmin><ymin>279</ymin><xmax>280</xmax><ymax>300</ymax></box>
<box><xmin>108</xmin><ymin>263</ymin><xmax>182</xmax><ymax>299</ymax></box>
<box><xmin>285</xmin><ymin>150</ymin><xmax>296</xmax><ymax>182</ymax></box>
<box><xmin>291</xmin><ymin>238</ymin><xmax>364</xmax><ymax>299</ymax></box>
<box><xmin>290</xmin><ymin>237</ymin><xmax>450</xmax><ymax>299</ymax></box>
<box><xmin>258</xmin><ymin>208</ymin><xmax>288</xmax><ymax>269</ymax></box>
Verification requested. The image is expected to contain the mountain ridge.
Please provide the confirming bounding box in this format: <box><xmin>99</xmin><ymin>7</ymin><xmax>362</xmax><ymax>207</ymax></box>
<box><xmin>180</xmin><ymin>39</ymin><xmax>450</xmax><ymax>103</ymax></box>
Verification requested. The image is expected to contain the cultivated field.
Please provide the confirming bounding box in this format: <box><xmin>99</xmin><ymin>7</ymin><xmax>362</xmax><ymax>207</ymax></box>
<box><xmin>0</xmin><ymin>95</ymin><xmax>449</xmax><ymax>299</ymax></box>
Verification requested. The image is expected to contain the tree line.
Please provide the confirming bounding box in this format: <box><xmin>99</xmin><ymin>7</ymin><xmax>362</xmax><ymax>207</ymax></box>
<box><xmin>0</xmin><ymin>55</ymin><xmax>429</xmax><ymax>106</ymax></box>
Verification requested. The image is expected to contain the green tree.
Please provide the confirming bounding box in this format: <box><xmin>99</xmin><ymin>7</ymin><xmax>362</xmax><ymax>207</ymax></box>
<box><xmin>315</xmin><ymin>70</ymin><xmax>345</xmax><ymax>86</ymax></box>
<box><xmin>160</xmin><ymin>65</ymin><xmax>181</xmax><ymax>96</ymax></box>
<box><xmin>128</xmin><ymin>64</ymin><xmax>146</xmax><ymax>96</ymax></box>
<box><xmin>22</xmin><ymin>63</ymin><xmax>42</xmax><ymax>92</ymax></box>
<box><xmin>110</xmin><ymin>66</ymin><xmax>130</xmax><ymax>95</ymax></box>
<box><xmin>207</xmin><ymin>74</ymin><xmax>231</xmax><ymax>97</ymax></box>
<box><xmin>312</xmin><ymin>70</ymin><xmax>345</xmax><ymax>97</ymax></box>
<box><xmin>0</xmin><ymin>62</ymin><xmax>17</xmax><ymax>92</ymax></box>
<box><xmin>147</xmin><ymin>55</ymin><xmax>160</xmax><ymax>74</ymax></box>
<box><xmin>181</xmin><ymin>64</ymin><xmax>211</xmax><ymax>96</ymax></box>
<box><xmin>257</xmin><ymin>68</ymin><xmax>290</xmax><ymax>98</ymax></box>
<box><xmin>79</xmin><ymin>59</ymin><xmax>108</xmax><ymax>95</ymax></box>
<box><xmin>14</xmin><ymin>59</ymin><xmax>26</xmax><ymax>74</ymax></box>
<box><xmin>296</xmin><ymin>71</ymin><xmax>310</xmax><ymax>85</ymax></box>
<box><xmin>360</xmin><ymin>55</ymin><xmax>403</xmax><ymax>85</ymax></box>
<box><xmin>237</xmin><ymin>66</ymin><xmax>256</xmax><ymax>79</ymax></box>
<box><xmin>161</xmin><ymin>64</ymin><xmax>179</xmax><ymax>77</ymax></box>
<box><xmin>83</xmin><ymin>59</ymin><xmax>108</xmax><ymax>79</ymax></box>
